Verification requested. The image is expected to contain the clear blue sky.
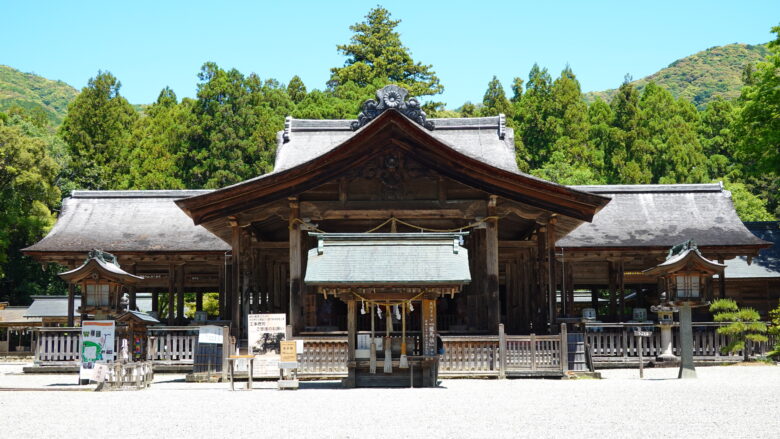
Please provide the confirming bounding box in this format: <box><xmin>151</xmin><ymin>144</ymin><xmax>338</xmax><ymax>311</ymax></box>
<box><xmin>2</xmin><ymin>0</ymin><xmax>778</xmax><ymax>108</ymax></box>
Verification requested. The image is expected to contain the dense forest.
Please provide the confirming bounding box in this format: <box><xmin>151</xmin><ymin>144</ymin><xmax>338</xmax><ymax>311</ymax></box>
<box><xmin>1</xmin><ymin>7</ymin><xmax>778</xmax><ymax>304</ymax></box>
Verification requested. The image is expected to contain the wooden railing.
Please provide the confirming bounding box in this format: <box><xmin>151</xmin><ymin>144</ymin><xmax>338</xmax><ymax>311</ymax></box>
<box><xmin>585</xmin><ymin>322</ymin><xmax>776</xmax><ymax>360</ymax></box>
<box><xmin>34</xmin><ymin>328</ymin><xmax>81</xmax><ymax>365</ymax></box>
<box><xmin>33</xmin><ymin>326</ymin><xmax>199</xmax><ymax>366</ymax></box>
<box><xmin>146</xmin><ymin>327</ymin><xmax>198</xmax><ymax>363</ymax></box>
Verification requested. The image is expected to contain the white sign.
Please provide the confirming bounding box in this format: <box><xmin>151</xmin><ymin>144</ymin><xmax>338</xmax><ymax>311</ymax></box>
<box><xmin>80</xmin><ymin>321</ymin><xmax>115</xmax><ymax>381</ymax></box>
<box><xmin>198</xmin><ymin>325</ymin><xmax>223</xmax><ymax>344</ymax></box>
<box><xmin>634</xmin><ymin>330</ymin><xmax>653</xmax><ymax>337</ymax></box>
<box><xmin>247</xmin><ymin>314</ymin><xmax>286</xmax><ymax>376</ymax></box>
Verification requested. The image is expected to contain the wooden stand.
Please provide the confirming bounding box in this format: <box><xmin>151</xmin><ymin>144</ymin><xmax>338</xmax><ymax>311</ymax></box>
<box><xmin>228</xmin><ymin>355</ymin><xmax>255</xmax><ymax>390</ymax></box>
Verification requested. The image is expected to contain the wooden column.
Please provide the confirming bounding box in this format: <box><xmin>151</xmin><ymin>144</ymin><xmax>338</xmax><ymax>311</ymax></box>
<box><xmin>218</xmin><ymin>261</ymin><xmax>226</xmax><ymax>320</ymax></box>
<box><xmin>152</xmin><ymin>289</ymin><xmax>159</xmax><ymax>313</ymax></box>
<box><xmin>486</xmin><ymin>195</ymin><xmax>500</xmax><ymax>333</ymax></box>
<box><xmin>167</xmin><ymin>264</ymin><xmax>175</xmax><ymax>325</ymax></box>
<box><xmin>177</xmin><ymin>265</ymin><xmax>185</xmax><ymax>325</ymax></box>
<box><xmin>196</xmin><ymin>291</ymin><xmax>203</xmax><ymax>312</ymax></box>
<box><xmin>718</xmin><ymin>259</ymin><xmax>726</xmax><ymax>299</ymax></box>
<box><xmin>608</xmin><ymin>261</ymin><xmax>617</xmax><ymax>321</ymax></box>
<box><xmin>547</xmin><ymin>219</ymin><xmax>557</xmax><ymax>332</ymax></box>
<box><xmin>617</xmin><ymin>259</ymin><xmax>625</xmax><ymax>321</ymax></box>
<box><xmin>591</xmin><ymin>288</ymin><xmax>598</xmax><ymax>316</ymax></box>
<box><xmin>536</xmin><ymin>226</ymin><xmax>548</xmax><ymax>332</ymax></box>
<box><xmin>422</xmin><ymin>297</ymin><xmax>438</xmax><ymax>387</ymax></box>
<box><xmin>128</xmin><ymin>263</ymin><xmax>137</xmax><ymax>311</ymax></box>
<box><xmin>229</xmin><ymin>218</ymin><xmax>241</xmax><ymax>334</ymax></box>
<box><xmin>67</xmin><ymin>283</ymin><xmax>75</xmax><ymax>327</ymax></box>
<box><xmin>347</xmin><ymin>299</ymin><xmax>356</xmax><ymax>361</ymax></box>
<box><xmin>288</xmin><ymin>198</ymin><xmax>303</xmax><ymax>335</ymax></box>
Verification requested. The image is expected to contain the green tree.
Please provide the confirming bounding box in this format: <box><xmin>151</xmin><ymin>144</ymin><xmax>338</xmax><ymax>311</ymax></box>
<box><xmin>480</xmin><ymin>76</ymin><xmax>512</xmax><ymax>116</ymax></box>
<box><xmin>58</xmin><ymin>71</ymin><xmax>138</xmax><ymax>190</ymax></box>
<box><xmin>699</xmin><ymin>99</ymin><xmax>738</xmax><ymax>180</ymax></box>
<box><xmin>516</xmin><ymin>64</ymin><xmax>554</xmax><ymax>169</ymax></box>
<box><xmin>767</xmin><ymin>302</ymin><xmax>780</xmax><ymax>360</ymax></box>
<box><xmin>0</xmin><ymin>118</ymin><xmax>63</xmax><ymax>303</ymax></box>
<box><xmin>328</xmin><ymin>6</ymin><xmax>443</xmax><ymax>98</ymax></box>
<box><xmin>606</xmin><ymin>77</ymin><xmax>647</xmax><ymax>183</ymax></box>
<box><xmin>185</xmin><ymin>292</ymin><xmax>220</xmax><ymax>319</ymax></box>
<box><xmin>721</xmin><ymin>180</ymin><xmax>775</xmax><ymax>221</ymax></box>
<box><xmin>184</xmin><ymin>63</ymin><xmax>291</xmax><ymax>188</ymax></box>
<box><xmin>287</xmin><ymin>75</ymin><xmax>307</xmax><ymax>104</ymax></box>
<box><xmin>710</xmin><ymin>298</ymin><xmax>768</xmax><ymax>362</ymax></box>
<box><xmin>122</xmin><ymin>88</ymin><xmax>188</xmax><ymax>190</ymax></box>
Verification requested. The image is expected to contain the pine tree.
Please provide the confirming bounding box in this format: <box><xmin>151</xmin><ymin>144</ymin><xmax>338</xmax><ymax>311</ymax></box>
<box><xmin>516</xmin><ymin>64</ymin><xmax>554</xmax><ymax>169</ymax></box>
<box><xmin>699</xmin><ymin>99</ymin><xmax>738</xmax><ymax>180</ymax></box>
<box><xmin>710</xmin><ymin>298</ymin><xmax>768</xmax><ymax>362</ymax></box>
<box><xmin>287</xmin><ymin>75</ymin><xmax>307</xmax><ymax>104</ymax></box>
<box><xmin>328</xmin><ymin>6</ymin><xmax>443</xmax><ymax>98</ymax></box>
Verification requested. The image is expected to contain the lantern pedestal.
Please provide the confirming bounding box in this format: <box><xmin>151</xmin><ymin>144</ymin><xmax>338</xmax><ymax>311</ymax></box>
<box><xmin>652</xmin><ymin>308</ymin><xmax>679</xmax><ymax>363</ymax></box>
<box><xmin>677</xmin><ymin>304</ymin><xmax>696</xmax><ymax>379</ymax></box>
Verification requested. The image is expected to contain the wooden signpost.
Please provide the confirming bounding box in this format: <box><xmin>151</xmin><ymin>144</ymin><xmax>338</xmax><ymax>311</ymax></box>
<box><xmin>278</xmin><ymin>340</ymin><xmax>299</xmax><ymax>390</ymax></box>
<box><xmin>634</xmin><ymin>329</ymin><xmax>652</xmax><ymax>378</ymax></box>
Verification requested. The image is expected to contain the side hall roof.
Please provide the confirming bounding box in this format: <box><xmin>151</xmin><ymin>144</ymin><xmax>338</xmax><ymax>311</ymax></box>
<box><xmin>23</xmin><ymin>190</ymin><xmax>230</xmax><ymax>254</ymax></box>
<box><xmin>723</xmin><ymin>221</ymin><xmax>780</xmax><ymax>279</ymax></box>
<box><xmin>557</xmin><ymin>183</ymin><xmax>770</xmax><ymax>254</ymax></box>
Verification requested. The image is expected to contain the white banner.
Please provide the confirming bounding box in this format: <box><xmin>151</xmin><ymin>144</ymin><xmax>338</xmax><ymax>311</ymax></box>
<box><xmin>198</xmin><ymin>325</ymin><xmax>223</xmax><ymax>344</ymax></box>
<box><xmin>247</xmin><ymin>314</ymin><xmax>286</xmax><ymax>376</ymax></box>
<box><xmin>79</xmin><ymin>321</ymin><xmax>115</xmax><ymax>381</ymax></box>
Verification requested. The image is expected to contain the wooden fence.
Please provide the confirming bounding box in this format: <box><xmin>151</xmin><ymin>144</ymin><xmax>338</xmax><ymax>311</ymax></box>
<box><xmin>33</xmin><ymin>327</ymin><xmax>199</xmax><ymax>366</ymax></box>
<box><xmin>586</xmin><ymin>322</ymin><xmax>776</xmax><ymax>361</ymax></box>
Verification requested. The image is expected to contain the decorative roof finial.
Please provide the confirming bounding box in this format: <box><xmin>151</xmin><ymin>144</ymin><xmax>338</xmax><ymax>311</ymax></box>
<box><xmin>351</xmin><ymin>85</ymin><xmax>435</xmax><ymax>131</ymax></box>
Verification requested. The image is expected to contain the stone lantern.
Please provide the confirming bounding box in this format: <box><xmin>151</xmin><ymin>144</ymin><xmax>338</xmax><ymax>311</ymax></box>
<box><xmin>59</xmin><ymin>249</ymin><xmax>143</xmax><ymax>321</ymax></box>
<box><xmin>643</xmin><ymin>240</ymin><xmax>724</xmax><ymax>378</ymax></box>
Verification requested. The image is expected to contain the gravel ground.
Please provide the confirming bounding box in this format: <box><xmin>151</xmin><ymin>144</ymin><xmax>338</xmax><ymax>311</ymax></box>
<box><xmin>1</xmin><ymin>362</ymin><xmax>778</xmax><ymax>438</ymax></box>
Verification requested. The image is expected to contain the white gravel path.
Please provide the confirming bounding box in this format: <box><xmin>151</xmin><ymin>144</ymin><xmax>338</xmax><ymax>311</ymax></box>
<box><xmin>1</xmin><ymin>362</ymin><xmax>778</xmax><ymax>438</ymax></box>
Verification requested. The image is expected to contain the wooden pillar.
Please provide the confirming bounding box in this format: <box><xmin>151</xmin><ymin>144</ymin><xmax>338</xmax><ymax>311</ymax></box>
<box><xmin>547</xmin><ymin>219</ymin><xmax>557</xmax><ymax>332</ymax></box>
<box><xmin>567</xmin><ymin>263</ymin><xmax>575</xmax><ymax>317</ymax></box>
<box><xmin>128</xmin><ymin>263</ymin><xmax>137</xmax><ymax>311</ymax></box>
<box><xmin>177</xmin><ymin>265</ymin><xmax>185</xmax><ymax>325</ymax></box>
<box><xmin>591</xmin><ymin>288</ymin><xmax>598</xmax><ymax>316</ymax></box>
<box><xmin>229</xmin><ymin>218</ymin><xmax>242</xmax><ymax>334</ymax></box>
<box><xmin>67</xmin><ymin>283</ymin><xmax>75</xmax><ymax>327</ymax></box>
<box><xmin>288</xmin><ymin>198</ymin><xmax>303</xmax><ymax>335</ymax></box>
<box><xmin>617</xmin><ymin>259</ymin><xmax>625</xmax><ymax>321</ymax></box>
<box><xmin>152</xmin><ymin>289</ymin><xmax>159</xmax><ymax>313</ymax></box>
<box><xmin>536</xmin><ymin>225</ymin><xmax>548</xmax><ymax>333</ymax></box>
<box><xmin>608</xmin><ymin>261</ymin><xmax>617</xmax><ymax>321</ymax></box>
<box><xmin>347</xmin><ymin>299</ymin><xmax>356</xmax><ymax>361</ymax></box>
<box><xmin>196</xmin><ymin>291</ymin><xmax>204</xmax><ymax>312</ymax></box>
<box><xmin>218</xmin><ymin>261</ymin><xmax>226</xmax><ymax>320</ymax></box>
<box><xmin>718</xmin><ymin>259</ymin><xmax>726</xmax><ymax>299</ymax></box>
<box><xmin>486</xmin><ymin>195</ymin><xmax>500</xmax><ymax>333</ymax></box>
<box><xmin>167</xmin><ymin>264</ymin><xmax>175</xmax><ymax>325</ymax></box>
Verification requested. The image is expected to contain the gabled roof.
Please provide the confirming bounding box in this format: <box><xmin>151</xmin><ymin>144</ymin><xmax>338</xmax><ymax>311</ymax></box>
<box><xmin>177</xmin><ymin>109</ymin><xmax>609</xmax><ymax>225</ymax></box>
<box><xmin>23</xmin><ymin>190</ymin><xmax>230</xmax><ymax>254</ymax></box>
<box><xmin>305</xmin><ymin>233</ymin><xmax>471</xmax><ymax>286</ymax></box>
<box><xmin>59</xmin><ymin>251</ymin><xmax>144</xmax><ymax>284</ymax></box>
<box><xmin>644</xmin><ymin>245</ymin><xmax>725</xmax><ymax>275</ymax></box>
<box><xmin>724</xmin><ymin>222</ymin><xmax>780</xmax><ymax>279</ymax></box>
<box><xmin>557</xmin><ymin>184</ymin><xmax>770</xmax><ymax>253</ymax></box>
<box><xmin>0</xmin><ymin>306</ymin><xmax>40</xmax><ymax>325</ymax></box>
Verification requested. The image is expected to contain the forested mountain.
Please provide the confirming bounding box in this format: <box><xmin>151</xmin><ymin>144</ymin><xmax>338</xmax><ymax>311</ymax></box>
<box><xmin>0</xmin><ymin>65</ymin><xmax>78</xmax><ymax>125</ymax></box>
<box><xmin>584</xmin><ymin>43</ymin><xmax>769</xmax><ymax>109</ymax></box>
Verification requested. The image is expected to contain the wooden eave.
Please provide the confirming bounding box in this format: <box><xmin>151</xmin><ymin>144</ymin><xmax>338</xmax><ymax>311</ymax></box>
<box><xmin>59</xmin><ymin>259</ymin><xmax>143</xmax><ymax>285</ymax></box>
<box><xmin>176</xmin><ymin>110</ymin><xmax>610</xmax><ymax>226</ymax></box>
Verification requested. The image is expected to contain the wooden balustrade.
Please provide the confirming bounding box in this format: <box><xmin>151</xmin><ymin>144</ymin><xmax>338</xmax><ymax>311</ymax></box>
<box><xmin>585</xmin><ymin>322</ymin><xmax>775</xmax><ymax>360</ymax></box>
<box><xmin>298</xmin><ymin>338</ymin><xmax>349</xmax><ymax>376</ymax></box>
<box><xmin>34</xmin><ymin>328</ymin><xmax>81</xmax><ymax>365</ymax></box>
<box><xmin>146</xmin><ymin>327</ymin><xmax>199</xmax><ymax>363</ymax></box>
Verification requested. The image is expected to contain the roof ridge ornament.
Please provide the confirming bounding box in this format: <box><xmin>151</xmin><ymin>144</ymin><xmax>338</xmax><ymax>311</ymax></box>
<box><xmin>351</xmin><ymin>85</ymin><xmax>435</xmax><ymax>131</ymax></box>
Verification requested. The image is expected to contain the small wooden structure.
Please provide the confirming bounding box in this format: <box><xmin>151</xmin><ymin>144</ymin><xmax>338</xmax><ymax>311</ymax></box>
<box><xmin>306</xmin><ymin>233</ymin><xmax>470</xmax><ymax>387</ymax></box>
<box><xmin>115</xmin><ymin>310</ymin><xmax>160</xmax><ymax>361</ymax></box>
<box><xmin>59</xmin><ymin>249</ymin><xmax>143</xmax><ymax>322</ymax></box>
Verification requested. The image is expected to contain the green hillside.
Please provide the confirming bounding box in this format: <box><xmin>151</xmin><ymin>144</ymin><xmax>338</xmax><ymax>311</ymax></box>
<box><xmin>0</xmin><ymin>65</ymin><xmax>79</xmax><ymax>125</ymax></box>
<box><xmin>584</xmin><ymin>43</ymin><xmax>770</xmax><ymax>109</ymax></box>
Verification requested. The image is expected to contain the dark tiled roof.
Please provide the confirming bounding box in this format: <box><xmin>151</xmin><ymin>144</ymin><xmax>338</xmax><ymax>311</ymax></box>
<box><xmin>276</xmin><ymin>114</ymin><xmax>519</xmax><ymax>174</ymax></box>
<box><xmin>724</xmin><ymin>222</ymin><xmax>780</xmax><ymax>279</ymax></box>
<box><xmin>557</xmin><ymin>184</ymin><xmax>769</xmax><ymax>249</ymax></box>
<box><xmin>24</xmin><ymin>191</ymin><xmax>231</xmax><ymax>253</ymax></box>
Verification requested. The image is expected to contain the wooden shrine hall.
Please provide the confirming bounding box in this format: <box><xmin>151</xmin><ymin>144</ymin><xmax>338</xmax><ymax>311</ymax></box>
<box><xmin>24</xmin><ymin>85</ymin><xmax>773</xmax><ymax>344</ymax></box>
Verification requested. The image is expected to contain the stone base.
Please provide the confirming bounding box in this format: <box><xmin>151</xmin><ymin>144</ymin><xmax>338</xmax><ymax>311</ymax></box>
<box><xmin>655</xmin><ymin>354</ymin><xmax>680</xmax><ymax>364</ymax></box>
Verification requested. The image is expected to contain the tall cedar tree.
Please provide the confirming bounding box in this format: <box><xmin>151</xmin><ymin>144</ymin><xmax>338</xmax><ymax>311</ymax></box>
<box><xmin>516</xmin><ymin>64</ymin><xmax>555</xmax><ymax>169</ymax></box>
<box><xmin>328</xmin><ymin>6</ymin><xmax>443</xmax><ymax>99</ymax></box>
<box><xmin>59</xmin><ymin>71</ymin><xmax>137</xmax><ymax>190</ymax></box>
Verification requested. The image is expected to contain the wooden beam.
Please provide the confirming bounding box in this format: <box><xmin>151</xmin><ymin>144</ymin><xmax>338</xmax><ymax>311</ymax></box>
<box><xmin>347</xmin><ymin>300</ymin><xmax>356</xmax><ymax>362</ymax></box>
<box><xmin>608</xmin><ymin>261</ymin><xmax>617</xmax><ymax>321</ymax></box>
<box><xmin>67</xmin><ymin>283</ymin><xmax>75</xmax><ymax>327</ymax></box>
<box><xmin>547</xmin><ymin>219</ymin><xmax>557</xmax><ymax>332</ymax></box>
<box><xmin>167</xmin><ymin>264</ymin><xmax>175</xmax><ymax>325</ymax></box>
<box><xmin>289</xmin><ymin>198</ymin><xmax>303</xmax><ymax>335</ymax></box>
<box><xmin>176</xmin><ymin>264</ymin><xmax>185</xmax><ymax>325</ymax></box>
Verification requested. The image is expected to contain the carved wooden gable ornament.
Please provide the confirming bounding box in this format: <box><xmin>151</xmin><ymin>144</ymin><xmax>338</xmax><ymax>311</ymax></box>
<box><xmin>351</xmin><ymin>85</ymin><xmax>435</xmax><ymax>131</ymax></box>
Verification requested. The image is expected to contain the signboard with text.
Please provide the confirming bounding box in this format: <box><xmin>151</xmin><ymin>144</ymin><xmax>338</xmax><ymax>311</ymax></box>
<box><xmin>79</xmin><ymin>320</ymin><xmax>115</xmax><ymax>381</ymax></box>
<box><xmin>247</xmin><ymin>314</ymin><xmax>286</xmax><ymax>376</ymax></box>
